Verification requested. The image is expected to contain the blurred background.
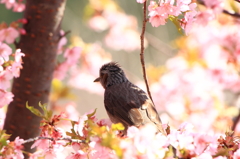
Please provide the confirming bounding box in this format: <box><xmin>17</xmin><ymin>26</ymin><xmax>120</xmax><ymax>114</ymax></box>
<box><xmin>0</xmin><ymin>0</ymin><xmax>179</xmax><ymax>118</ymax></box>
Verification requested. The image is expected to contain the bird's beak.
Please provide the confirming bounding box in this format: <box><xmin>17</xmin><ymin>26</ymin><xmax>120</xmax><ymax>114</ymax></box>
<box><xmin>94</xmin><ymin>77</ymin><xmax>100</xmax><ymax>82</ymax></box>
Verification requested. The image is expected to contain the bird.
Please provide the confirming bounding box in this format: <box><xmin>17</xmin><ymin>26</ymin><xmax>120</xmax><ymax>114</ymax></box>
<box><xmin>94</xmin><ymin>62</ymin><xmax>166</xmax><ymax>135</ymax></box>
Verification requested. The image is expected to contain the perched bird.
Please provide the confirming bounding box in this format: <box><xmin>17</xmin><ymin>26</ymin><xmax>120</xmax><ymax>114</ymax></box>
<box><xmin>94</xmin><ymin>62</ymin><xmax>166</xmax><ymax>135</ymax></box>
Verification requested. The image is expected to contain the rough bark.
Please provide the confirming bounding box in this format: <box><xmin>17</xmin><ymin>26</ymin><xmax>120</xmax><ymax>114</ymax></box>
<box><xmin>3</xmin><ymin>0</ymin><xmax>67</xmax><ymax>155</ymax></box>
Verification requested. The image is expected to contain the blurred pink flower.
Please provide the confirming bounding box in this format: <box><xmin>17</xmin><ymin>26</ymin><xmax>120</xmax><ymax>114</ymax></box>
<box><xmin>0</xmin><ymin>89</ymin><xmax>13</xmax><ymax>108</ymax></box>
<box><xmin>97</xmin><ymin>118</ymin><xmax>112</xmax><ymax>128</ymax></box>
<box><xmin>66</xmin><ymin>150</ymin><xmax>87</xmax><ymax>159</ymax></box>
<box><xmin>136</xmin><ymin>0</ymin><xmax>146</xmax><ymax>3</ymax></box>
<box><xmin>13</xmin><ymin>2</ymin><xmax>25</xmax><ymax>12</ymax></box>
<box><xmin>53</xmin><ymin>61</ymin><xmax>69</xmax><ymax>80</ymax></box>
<box><xmin>31</xmin><ymin>139</ymin><xmax>50</xmax><ymax>150</ymax></box>
<box><xmin>234</xmin><ymin>148</ymin><xmax>240</xmax><ymax>159</ymax></box>
<box><xmin>88</xmin><ymin>15</ymin><xmax>109</xmax><ymax>32</ymax></box>
<box><xmin>149</xmin><ymin>9</ymin><xmax>167</xmax><ymax>27</ymax></box>
<box><xmin>148</xmin><ymin>1</ymin><xmax>157</xmax><ymax>11</ymax></box>
<box><xmin>0</xmin><ymin>70</ymin><xmax>13</xmax><ymax>90</ymax></box>
<box><xmin>0</xmin><ymin>42</ymin><xmax>12</xmax><ymax>61</ymax></box>
<box><xmin>90</xmin><ymin>137</ymin><xmax>117</xmax><ymax>159</ymax></box>
<box><xmin>8</xmin><ymin>49</ymin><xmax>25</xmax><ymax>77</ymax></box>
<box><xmin>57</xmin><ymin>30</ymin><xmax>67</xmax><ymax>54</ymax></box>
<box><xmin>74</xmin><ymin>115</ymin><xmax>88</xmax><ymax>137</ymax></box>
<box><xmin>0</xmin><ymin>27</ymin><xmax>19</xmax><ymax>44</ymax></box>
<box><xmin>0</xmin><ymin>0</ymin><xmax>15</xmax><ymax>9</ymax></box>
<box><xmin>203</xmin><ymin>0</ymin><xmax>224</xmax><ymax>14</ymax></box>
<box><xmin>1</xmin><ymin>0</ymin><xmax>25</xmax><ymax>12</ymax></box>
<box><xmin>64</xmin><ymin>47</ymin><xmax>81</xmax><ymax>65</ymax></box>
<box><xmin>44</xmin><ymin>149</ymin><xmax>57</xmax><ymax>159</ymax></box>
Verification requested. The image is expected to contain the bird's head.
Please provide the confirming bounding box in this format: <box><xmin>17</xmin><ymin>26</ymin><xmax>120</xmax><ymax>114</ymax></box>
<box><xmin>94</xmin><ymin>62</ymin><xmax>128</xmax><ymax>89</ymax></box>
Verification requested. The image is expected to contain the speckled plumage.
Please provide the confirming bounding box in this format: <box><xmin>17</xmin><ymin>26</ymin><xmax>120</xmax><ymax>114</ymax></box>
<box><xmin>94</xmin><ymin>62</ymin><xmax>165</xmax><ymax>135</ymax></box>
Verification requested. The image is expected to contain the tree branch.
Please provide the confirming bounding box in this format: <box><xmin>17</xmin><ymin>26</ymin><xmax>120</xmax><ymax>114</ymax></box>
<box><xmin>198</xmin><ymin>0</ymin><xmax>240</xmax><ymax>18</ymax></box>
<box><xmin>232</xmin><ymin>109</ymin><xmax>240</xmax><ymax>134</ymax></box>
<box><xmin>57</xmin><ymin>30</ymin><xmax>71</xmax><ymax>42</ymax></box>
<box><xmin>23</xmin><ymin>136</ymin><xmax>85</xmax><ymax>144</ymax></box>
<box><xmin>4</xmin><ymin>0</ymin><xmax>67</xmax><ymax>156</ymax></box>
<box><xmin>140</xmin><ymin>1</ymin><xmax>154</xmax><ymax>105</ymax></box>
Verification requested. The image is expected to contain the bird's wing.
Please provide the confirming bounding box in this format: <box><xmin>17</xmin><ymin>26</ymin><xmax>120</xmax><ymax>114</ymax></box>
<box><xmin>130</xmin><ymin>83</ymin><xmax>165</xmax><ymax>134</ymax></box>
<box><xmin>104</xmin><ymin>82</ymin><xmax>144</xmax><ymax>128</ymax></box>
<box><xmin>104</xmin><ymin>82</ymin><xmax>165</xmax><ymax>134</ymax></box>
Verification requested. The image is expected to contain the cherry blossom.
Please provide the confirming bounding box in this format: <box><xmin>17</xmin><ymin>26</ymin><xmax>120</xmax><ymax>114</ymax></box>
<box><xmin>0</xmin><ymin>42</ymin><xmax>12</xmax><ymax>61</ymax></box>
<box><xmin>0</xmin><ymin>27</ymin><xmax>19</xmax><ymax>44</ymax></box>
<box><xmin>0</xmin><ymin>0</ymin><xmax>25</xmax><ymax>12</ymax></box>
<box><xmin>0</xmin><ymin>70</ymin><xmax>13</xmax><ymax>90</ymax></box>
<box><xmin>136</xmin><ymin>0</ymin><xmax>146</xmax><ymax>3</ymax></box>
<box><xmin>0</xmin><ymin>89</ymin><xmax>13</xmax><ymax>108</ymax></box>
<box><xmin>8</xmin><ymin>49</ymin><xmax>25</xmax><ymax>77</ymax></box>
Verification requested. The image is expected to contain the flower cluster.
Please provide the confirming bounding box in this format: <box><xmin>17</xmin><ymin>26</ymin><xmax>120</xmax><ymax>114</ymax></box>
<box><xmin>1</xmin><ymin>104</ymin><xmax>240</xmax><ymax>159</ymax></box>
<box><xmin>137</xmin><ymin>0</ymin><xmax>197</xmax><ymax>33</ymax></box>
<box><xmin>0</xmin><ymin>0</ymin><xmax>25</xmax><ymax>12</ymax></box>
<box><xmin>143</xmin><ymin>2</ymin><xmax>240</xmax><ymax>134</ymax></box>
<box><xmin>87</xmin><ymin>0</ymin><xmax>143</xmax><ymax>51</ymax></box>
<box><xmin>0</xmin><ymin>40</ymin><xmax>24</xmax><ymax>108</ymax></box>
<box><xmin>53</xmin><ymin>31</ymin><xmax>82</xmax><ymax>80</ymax></box>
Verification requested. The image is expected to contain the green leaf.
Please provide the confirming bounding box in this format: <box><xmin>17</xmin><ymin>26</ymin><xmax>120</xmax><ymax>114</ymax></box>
<box><xmin>87</xmin><ymin>108</ymin><xmax>97</xmax><ymax>119</ymax></box>
<box><xmin>0</xmin><ymin>138</ymin><xmax>7</xmax><ymax>150</ymax></box>
<box><xmin>112</xmin><ymin>123</ymin><xmax>124</xmax><ymax>131</ymax></box>
<box><xmin>38</xmin><ymin>102</ymin><xmax>53</xmax><ymax>120</ymax></box>
<box><xmin>168</xmin><ymin>15</ymin><xmax>183</xmax><ymax>34</ymax></box>
<box><xmin>26</xmin><ymin>101</ymin><xmax>44</xmax><ymax>118</ymax></box>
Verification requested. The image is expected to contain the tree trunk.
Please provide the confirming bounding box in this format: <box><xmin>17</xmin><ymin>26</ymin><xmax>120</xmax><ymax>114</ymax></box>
<box><xmin>3</xmin><ymin>0</ymin><xmax>67</xmax><ymax>155</ymax></box>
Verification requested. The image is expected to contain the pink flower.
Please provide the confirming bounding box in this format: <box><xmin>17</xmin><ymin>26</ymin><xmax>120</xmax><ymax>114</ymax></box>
<box><xmin>0</xmin><ymin>27</ymin><xmax>19</xmax><ymax>44</ymax></box>
<box><xmin>74</xmin><ymin>115</ymin><xmax>88</xmax><ymax>137</ymax></box>
<box><xmin>57</xmin><ymin>30</ymin><xmax>67</xmax><ymax>54</ymax></box>
<box><xmin>148</xmin><ymin>1</ymin><xmax>157</xmax><ymax>11</ymax></box>
<box><xmin>0</xmin><ymin>0</ymin><xmax>15</xmax><ymax>9</ymax></box>
<box><xmin>194</xmin><ymin>152</ymin><xmax>212</xmax><ymax>159</ymax></box>
<box><xmin>88</xmin><ymin>15</ymin><xmax>109</xmax><ymax>32</ymax></box>
<box><xmin>89</xmin><ymin>137</ymin><xmax>117</xmax><ymax>159</ymax></box>
<box><xmin>0</xmin><ymin>89</ymin><xmax>13</xmax><ymax>108</ymax></box>
<box><xmin>1</xmin><ymin>0</ymin><xmax>25</xmax><ymax>12</ymax></box>
<box><xmin>0</xmin><ymin>42</ymin><xmax>12</xmax><ymax>61</ymax></box>
<box><xmin>0</xmin><ymin>70</ymin><xmax>13</xmax><ymax>90</ymax></box>
<box><xmin>127</xmin><ymin>126</ymin><xmax>139</xmax><ymax>138</ymax></box>
<box><xmin>13</xmin><ymin>2</ymin><xmax>25</xmax><ymax>12</ymax></box>
<box><xmin>196</xmin><ymin>10</ymin><xmax>214</xmax><ymax>26</ymax></box>
<box><xmin>8</xmin><ymin>49</ymin><xmax>25</xmax><ymax>77</ymax></box>
<box><xmin>64</xmin><ymin>47</ymin><xmax>81</xmax><ymax>65</ymax></box>
<box><xmin>53</xmin><ymin>61</ymin><xmax>69</xmax><ymax>80</ymax></box>
<box><xmin>66</xmin><ymin>150</ymin><xmax>87</xmax><ymax>159</ymax></box>
<box><xmin>12</xmin><ymin>136</ymin><xmax>24</xmax><ymax>159</ymax></box>
<box><xmin>149</xmin><ymin>10</ymin><xmax>167</xmax><ymax>27</ymax></box>
<box><xmin>44</xmin><ymin>149</ymin><xmax>57</xmax><ymax>159</ymax></box>
<box><xmin>14</xmin><ymin>136</ymin><xmax>24</xmax><ymax>150</ymax></box>
<box><xmin>234</xmin><ymin>148</ymin><xmax>240</xmax><ymax>159</ymax></box>
<box><xmin>176</xmin><ymin>0</ymin><xmax>191</xmax><ymax>12</ymax></box>
<box><xmin>160</xmin><ymin>0</ymin><xmax>178</xmax><ymax>16</ymax></box>
<box><xmin>136</xmin><ymin>0</ymin><xmax>146</xmax><ymax>3</ymax></box>
<box><xmin>31</xmin><ymin>139</ymin><xmax>50</xmax><ymax>150</ymax></box>
<box><xmin>203</xmin><ymin>0</ymin><xmax>224</xmax><ymax>14</ymax></box>
<box><xmin>97</xmin><ymin>118</ymin><xmax>112</xmax><ymax>128</ymax></box>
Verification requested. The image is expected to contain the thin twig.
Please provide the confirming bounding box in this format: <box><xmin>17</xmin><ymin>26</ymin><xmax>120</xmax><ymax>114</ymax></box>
<box><xmin>198</xmin><ymin>0</ymin><xmax>240</xmax><ymax>18</ymax></box>
<box><xmin>58</xmin><ymin>30</ymin><xmax>71</xmax><ymax>42</ymax></box>
<box><xmin>23</xmin><ymin>136</ymin><xmax>85</xmax><ymax>144</ymax></box>
<box><xmin>222</xmin><ymin>10</ymin><xmax>240</xmax><ymax>18</ymax></box>
<box><xmin>140</xmin><ymin>1</ymin><xmax>154</xmax><ymax>105</ymax></box>
<box><xmin>232</xmin><ymin>109</ymin><xmax>240</xmax><ymax>134</ymax></box>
